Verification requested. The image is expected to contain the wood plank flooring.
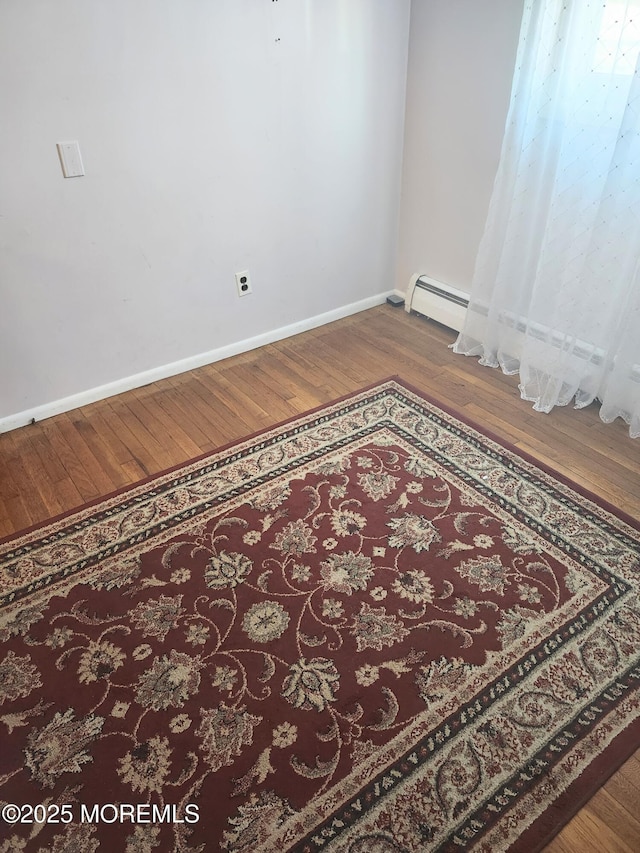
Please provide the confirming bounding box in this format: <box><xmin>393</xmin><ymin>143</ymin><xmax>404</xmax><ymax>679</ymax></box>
<box><xmin>1</xmin><ymin>304</ymin><xmax>639</xmax><ymax>850</ymax></box>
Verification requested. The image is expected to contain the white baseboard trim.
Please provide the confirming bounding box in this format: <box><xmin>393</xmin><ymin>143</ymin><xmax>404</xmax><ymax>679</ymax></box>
<box><xmin>0</xmin><ymin>292</ymin><xmax>393</xmax><ymax>434</ymax></box>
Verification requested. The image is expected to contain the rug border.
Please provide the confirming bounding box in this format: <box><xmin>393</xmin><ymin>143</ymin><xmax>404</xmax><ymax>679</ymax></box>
<box><xmin>3</xmin><ymin>376</ymin><xmax>637</xmax><ymax>551</ymax></box>
<box><xmin>395</xmin><ymin>378</ymin><xmax>640</xmax><ymax>533</ymax></box>
<box><xmin>515</xmin><ymin>712</ymin><xmax>640</xmax><ymax>852</ymax></box>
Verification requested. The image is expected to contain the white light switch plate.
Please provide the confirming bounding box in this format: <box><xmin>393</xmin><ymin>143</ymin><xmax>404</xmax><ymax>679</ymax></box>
<box><xmin>57</xmin><ymin>141</ymin><xmax>85</xmax><ymax>178</ymax></box>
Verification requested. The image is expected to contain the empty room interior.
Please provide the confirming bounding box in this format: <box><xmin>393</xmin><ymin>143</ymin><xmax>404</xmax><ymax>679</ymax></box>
<box><xmin>1</xmin><ymin>2</ymin><xmax>639</xmax><ymax>852</ymax></box>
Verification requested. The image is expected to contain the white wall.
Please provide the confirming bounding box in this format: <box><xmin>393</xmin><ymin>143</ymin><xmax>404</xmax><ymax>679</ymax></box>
<box><xmin>396</xmin><ymin>0</ymin><xmax>524</xmax><ymax>294</ymax></box>
<box><xmin>0</xmin><ymin>0</ymin><xmax>410</xmax><ymax>426</ymax></box>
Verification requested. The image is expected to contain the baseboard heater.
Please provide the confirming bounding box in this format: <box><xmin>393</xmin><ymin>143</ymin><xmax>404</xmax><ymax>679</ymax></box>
<box><xmin>405</xmin><ymin>274</ymin><xmax>469</xmax><ymax>333</ymax></box>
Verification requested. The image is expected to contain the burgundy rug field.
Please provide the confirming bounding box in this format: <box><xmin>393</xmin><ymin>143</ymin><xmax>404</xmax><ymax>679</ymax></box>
<box><xmin>1</xmin><ymin>379</ymin><xmax>639</xmax><ymax>852</ymax></box>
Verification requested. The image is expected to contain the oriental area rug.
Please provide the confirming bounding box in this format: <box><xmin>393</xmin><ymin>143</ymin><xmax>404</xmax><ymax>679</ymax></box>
<box><xmin>1</xmin><ymin>379</ymin><xmax>639</xmax><ymax>853</ymax></box>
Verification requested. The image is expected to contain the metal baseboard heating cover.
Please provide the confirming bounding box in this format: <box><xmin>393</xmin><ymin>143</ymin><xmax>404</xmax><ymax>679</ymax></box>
<box><xmin>405</xmin><ymin>274</ymin><xmax>469</xmax><ymax>333</ymax></box>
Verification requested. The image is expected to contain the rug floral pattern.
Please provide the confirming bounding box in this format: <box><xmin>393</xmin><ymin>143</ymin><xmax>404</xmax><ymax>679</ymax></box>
<box><xmin>1</xmin><ymin>381</ymin><xmax>639</xmax><ymax>852</ymax></box>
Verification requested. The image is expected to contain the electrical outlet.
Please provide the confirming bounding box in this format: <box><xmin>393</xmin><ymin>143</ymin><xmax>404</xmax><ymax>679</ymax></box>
<box><xmin>235</xmin><ymin>270</ymin><xmax>252</xmax><ymax>297</ymax></box>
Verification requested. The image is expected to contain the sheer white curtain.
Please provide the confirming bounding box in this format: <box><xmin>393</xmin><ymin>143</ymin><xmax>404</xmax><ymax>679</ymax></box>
<box><xmin>453</xmin><ymin>0</ymin><xmax>640</xmax><ymax>437</ymax></box>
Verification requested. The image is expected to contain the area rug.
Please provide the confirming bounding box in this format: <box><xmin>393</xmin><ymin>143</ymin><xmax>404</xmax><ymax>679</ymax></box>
<box><xmin>1</xmin><ymin>379</ymin><xmax>639</xmax><ymax>853</ymax></box>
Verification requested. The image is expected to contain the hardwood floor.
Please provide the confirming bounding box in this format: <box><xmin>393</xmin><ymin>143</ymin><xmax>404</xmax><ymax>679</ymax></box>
<box><xmin>1</xmin><ymin>304</ymin><xmax>639</xmax><ymax>850</ymax></box>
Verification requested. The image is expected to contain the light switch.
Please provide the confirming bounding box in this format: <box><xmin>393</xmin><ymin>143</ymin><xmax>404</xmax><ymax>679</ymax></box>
<box><xmin>57</xmin><ymin>141</ymin><xmax>85</xmax><ymax>178</ymax></box>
